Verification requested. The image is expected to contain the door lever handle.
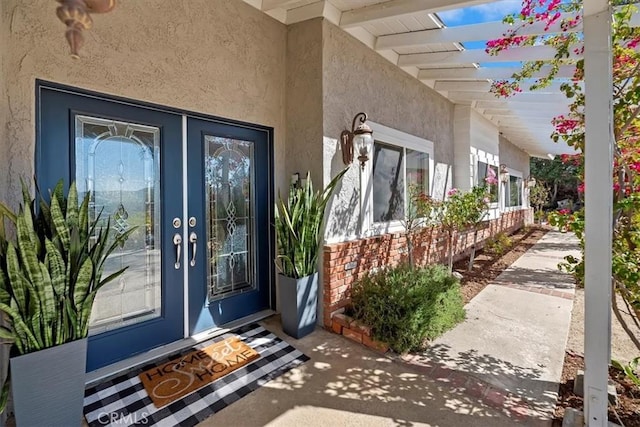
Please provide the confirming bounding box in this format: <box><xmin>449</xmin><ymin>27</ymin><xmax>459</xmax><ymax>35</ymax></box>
<box><xmin>189</xmin><ymin>232</ymin><xmax>197</xmax><ymax>267</ymax></box>
<box><xmin>173</xmin><ymin>233</ymin><xmax>182</xmax><ymax>269</ymax></box>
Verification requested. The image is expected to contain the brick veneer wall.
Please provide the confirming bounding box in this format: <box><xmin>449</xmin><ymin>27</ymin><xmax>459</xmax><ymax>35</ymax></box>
<box><xmin>322</xmin><ymin>208</ymin><xmax>533</xmax><ymax>328</ymax></box>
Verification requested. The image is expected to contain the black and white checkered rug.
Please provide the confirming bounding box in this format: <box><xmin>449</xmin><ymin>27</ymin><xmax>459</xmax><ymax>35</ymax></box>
<box><xmin>83</xmin><ymin>324</ymin><xmax>309</xmax><ymax>426</ymax></box>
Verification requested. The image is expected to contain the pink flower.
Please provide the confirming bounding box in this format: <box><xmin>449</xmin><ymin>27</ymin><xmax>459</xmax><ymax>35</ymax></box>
<box><xmin>577</xmin><ymin>182</ymin><xmax>585</xmax><ymax>193</ymax></box>
<box><xmin>447</xmin><ymin>188</ymin><xmax>458</xmax><ymax>196</ymax></box>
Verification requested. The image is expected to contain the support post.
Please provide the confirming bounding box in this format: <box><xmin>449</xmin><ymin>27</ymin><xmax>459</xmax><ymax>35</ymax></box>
<box><xmin>583</xmin><ymin>1</ymin><xmax>613</xmax><ymax>425</ymax></box>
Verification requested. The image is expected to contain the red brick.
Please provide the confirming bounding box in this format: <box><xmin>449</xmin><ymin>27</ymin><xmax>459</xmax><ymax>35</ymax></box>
<box><xmin>342</xmin><ymin>327</ymin><xmax>363</xmax><ymax>344</ymax></box>
<box><xmin>331</xmin><ymin>321</ymin><xmax>343</xmax><ymax>334</ymax></box>
<box><xmin>332</xmin><ymin>313</ymin><xmax>353</xmax><ymax>328</ymax></box>
<box><xmin>465</xmin><ymin>379</ymin><xmax>487</xmax><ymax>399</ymax></box>
<box><xmin>350</xmin><ymin>320</ymin><xmax>371</xmax><ymax>336</ymax></box>
<box><xmin>362</xmin><ymin>334</ymin><xmax>389</xmax><ymax>353</ymax></box>
<box><xmin>483</xmin><ymin>388</ymin><xmax>507</xmax><ymax>408</ymax></box>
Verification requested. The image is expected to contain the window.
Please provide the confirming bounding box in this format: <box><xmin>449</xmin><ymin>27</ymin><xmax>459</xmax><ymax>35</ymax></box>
<box><xmin>363</xmin><ymin>122</ymin><xmax>434</xmax><ymax>234</ymax></box>
<box><xmin>506</xmin><ymin>175</ymin><xmax>523</xmax><ymax>207</ymax></box>
<box><xmin>372</xmin><ymin>143</ymin><xmax>430</xmax><ymax>222</ymax></box>
<box><xmin>477</xmin><ymin>161</ymin><xmax>498</xmax><ymax>203</ymax></box>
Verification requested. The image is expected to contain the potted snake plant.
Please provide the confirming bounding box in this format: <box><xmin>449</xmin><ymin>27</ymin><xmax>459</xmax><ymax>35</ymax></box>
<box><xmin>275</xmin><ymin>168</ymin><xmax>347</xmax><ymax>339</ymax></box>
<box><xmin>0</xmin><ymin>180</ymin><xmax>134</xmax><ymax>426</ymax></box>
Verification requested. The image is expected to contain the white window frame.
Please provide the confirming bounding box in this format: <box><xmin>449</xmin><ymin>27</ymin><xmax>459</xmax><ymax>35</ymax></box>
<box><xmin>472</xmin><ymin>149</ymin><xmax>500</xmax><ymax>211</ymax></box>
<box><xmin>361</xmin><ymin>122</ymin><xmax>434</xmax><ymax>237</ymax></box>
<box><xmin>502</xmin><ymin>168</ymin><xmax>524</xmax><ymax>211</ymax></box>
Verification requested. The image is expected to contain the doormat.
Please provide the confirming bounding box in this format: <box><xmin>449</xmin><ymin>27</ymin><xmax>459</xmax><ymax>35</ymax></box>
<box><xmin>139</xmin><ymin>336</ymin><xmax>260</xmax><ymax>408</ymax></box>
<box><xmin>83</xmin><ymin>324</ymin><xmax>310</xmax><ymax>427</ymax></box>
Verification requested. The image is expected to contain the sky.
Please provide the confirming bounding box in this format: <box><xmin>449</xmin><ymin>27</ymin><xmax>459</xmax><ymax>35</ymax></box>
<box><xmin>438</xmin><ymin>0</ymin><xmax>523</xmax><ymax>27</ymax></box>
<box><xmin>438</xmin><ymin>0</ymin><xmax>525</xmax><ymax>67</ymax></box>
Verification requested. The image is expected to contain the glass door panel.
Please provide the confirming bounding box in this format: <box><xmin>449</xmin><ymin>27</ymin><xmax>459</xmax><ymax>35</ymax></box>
<box><xmin>75</xmin><ymin>115</ymin><xmax>162</xmax><ymax>334</ymax></box>
<box><xmin>205</xmin><ymin>136</ymin><xmax>256</xmax><ymax>301</ymax></box>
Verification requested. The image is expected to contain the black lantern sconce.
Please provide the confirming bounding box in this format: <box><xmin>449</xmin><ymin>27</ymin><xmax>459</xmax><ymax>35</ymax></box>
<box><xmin>341</xmin><ymin>112</ymin><xmax>374</xmax><ymax>170</ymax></box>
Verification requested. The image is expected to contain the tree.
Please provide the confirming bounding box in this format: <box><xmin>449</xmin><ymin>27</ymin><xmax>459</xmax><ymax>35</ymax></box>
<box><xmin>487</xmin><ymin>0</ymin><xmax>640</xmax><ymax>351</ymax></box>
<box><xmin>530</xmin><ymin>157</ymin><xmax>579</xmax><ymax>206</ymax></box>
<box><xmin>529</xmin><ymin>184</ymin><xmax>551</xmax><ymax>223</ymax></box>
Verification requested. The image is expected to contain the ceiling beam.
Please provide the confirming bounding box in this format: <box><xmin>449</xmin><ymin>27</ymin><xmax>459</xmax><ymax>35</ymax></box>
<box><xmin>435</xmin><ymin>80</ymin><xmax>579</xmax><ymax>93</ymax></box>
<box><xmin>475</xmin><ymin>100</ymin><xmax>570</xmax><ymax>110</ymax></box>
<box><xmin>377</xmin><ymin>13</ymin><xmax>577</xmax><ymax>50</ymax></box>
<box><xmin>399</xmin><ymin>44</ymin><xmax>581</xmax><ymax>66</ymax></box>
<box><xmin>417</xmin><ymin>65</ymin><xmax>577</xmax><ymax>80</ymax></box>
<box><xmin>339</xmin><ymin>0</ymin><xmax>494</xmax><ymax>28</ymax></box>
<box><xmin>377</xmin><ymin>6</ymin><xmax>639</xmax><ymax>50</ymax></box>
<box><xmin>448</xmin><ymin>91</ymin><xmax>568</xmax><ymax>102</ymax></box>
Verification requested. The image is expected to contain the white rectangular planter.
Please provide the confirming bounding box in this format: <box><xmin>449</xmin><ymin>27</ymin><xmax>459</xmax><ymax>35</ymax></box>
<box><xmin>279</xmin><ymin>273</ymin><xmax>318</xmax><ymax>339</ymax></box>
<box><xmin>11</xmin><ymin>338</ymin><xmax>87</xmax><ymax>427</ymax></box>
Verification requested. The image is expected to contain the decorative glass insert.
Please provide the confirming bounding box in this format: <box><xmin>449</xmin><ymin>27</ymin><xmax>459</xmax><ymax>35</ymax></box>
<box><xmin>75</xmin><ymin>115</ymin><xmax>162</xmax><ymax>335</ymax></box>
<box><xmin>508</xmin><ymin>175</ymin><xmax>523</xmax><ymax>207</ymax></box>
<box><xmin>477</xmin><ymin>161</ymin><xmax>499</xmax><ymax>203</ymax></box>
<box><xmin>372</xmin><ymin>141</ymin><xmax>405</xmax><ymax>222</ymax></box>
<box><xmin>205</xmin><ymin>136</ymin><xmax>255</xmax><ymax>301</ymax></box>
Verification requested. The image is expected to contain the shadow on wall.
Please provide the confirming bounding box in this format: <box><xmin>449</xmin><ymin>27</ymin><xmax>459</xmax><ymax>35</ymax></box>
<box><xmin>324</xmin><ymin>137</ymin><xmax>359</xmax><ymax>240</ymax></box>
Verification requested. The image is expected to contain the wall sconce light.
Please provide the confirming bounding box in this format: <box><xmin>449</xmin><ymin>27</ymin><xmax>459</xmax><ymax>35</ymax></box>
<box><xmin>341</xmin><ymin>112</ymin><xmax>374</xmax><ymax>170</ymax></box>
<box><xmin>527</xmin><ymin>176</ymin><xmax>537</xmax><ymax>188</ymax></box>
<box><xmin>56</xmin><ymin>0</ymin><xmax>117</xmax><ymax>58</ymax></box>
<box><xmin>499</xmin><ymin>164</ymin><xmax>509</xmax><ymax>184</ymax></box>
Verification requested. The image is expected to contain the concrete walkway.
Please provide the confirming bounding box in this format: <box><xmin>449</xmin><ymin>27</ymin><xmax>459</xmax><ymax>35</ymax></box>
<box><xmin>201</xmin><ymin>231</ymin><xmax>580</xmax><ymax>426</ymax></box>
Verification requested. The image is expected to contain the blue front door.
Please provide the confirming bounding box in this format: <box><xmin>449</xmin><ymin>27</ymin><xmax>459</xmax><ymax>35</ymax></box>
<box><xmin>186</xmin><ymin>118</ymin><xmax>272</xmax><ymax>334</ymax></box>
<box><xmin>37</xmin><ymin>83</ymin><xmax>273</xmax><ymax>371</ymax></box>
<box><xmin>38</xmin><ymin>84</ymin><xmax>185</xmax><ymax>371</ymax></box>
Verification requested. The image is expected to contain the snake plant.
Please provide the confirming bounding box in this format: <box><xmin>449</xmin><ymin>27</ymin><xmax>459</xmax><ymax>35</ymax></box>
<box><xmin>275</xmin><ymin>168</ymin><xmax>347</xmax><ymax>278</ymax></box>
<box><xmin>0</xmin><ymin>180</ymin><xmax>135</xmax><ymax>409</ymax></box>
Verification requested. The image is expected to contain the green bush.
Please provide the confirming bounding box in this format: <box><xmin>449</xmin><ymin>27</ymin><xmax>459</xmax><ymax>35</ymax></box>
<box><xmin>350</xmin><ymin>264</ymin><xmax>465</xmax><ymax>353</ymax></box>
<box><xmin>484</xmin><ymin>232</ymin><xmax>513</xmax><ymax>256</ymax></box>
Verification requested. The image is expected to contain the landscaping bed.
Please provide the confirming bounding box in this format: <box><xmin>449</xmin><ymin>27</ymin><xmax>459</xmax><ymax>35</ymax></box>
<box><xmin>452</xmin><ymin>225</ymin><xmax>550</xmax><ymax>303</ymax></box>
<box><xmin>553</xmin><ymin>351</ymin><xmax>640</xmax><ymax>426</ymax></box>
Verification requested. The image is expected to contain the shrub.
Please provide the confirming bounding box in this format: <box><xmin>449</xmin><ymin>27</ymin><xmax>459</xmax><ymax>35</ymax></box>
<box><xmin>484</xmin><ymin>232</ymin><xmax>513</xmax><ymax>257</ymax></box>
<box><xmin>350</xmin><ymin>264</ymin><xmax>465</xmax><ymax>353</ymax></box>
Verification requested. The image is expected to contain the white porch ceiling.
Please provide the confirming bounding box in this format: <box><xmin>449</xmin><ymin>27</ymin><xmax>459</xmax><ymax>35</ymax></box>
<box><xmin>243</xmin><ymin>0</ymin><xmax>634</xmax><ymax>157</ymax></box>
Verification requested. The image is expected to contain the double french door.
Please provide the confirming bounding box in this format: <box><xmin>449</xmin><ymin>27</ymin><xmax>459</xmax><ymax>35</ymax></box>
<box><xmin>37</xmin><ymin>83</ymin><xmax>272</xmax><ymax>371</ymax></box>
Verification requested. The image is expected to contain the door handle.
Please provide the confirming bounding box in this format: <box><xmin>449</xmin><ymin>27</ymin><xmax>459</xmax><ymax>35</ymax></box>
<box><xmin>189</xmin><ymin>232</ymin><xmax>197</xmax><ymax>267</ymax></box>
<box><xmin>173</xmin><ymin>233</ymin><xmax>182</xmax><ymax>269</ymax></box>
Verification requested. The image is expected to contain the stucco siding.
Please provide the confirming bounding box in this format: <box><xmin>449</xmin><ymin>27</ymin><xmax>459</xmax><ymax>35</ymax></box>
<box><xmin>1</xmin><ymin>0</ymin><xmax>287</xmax><ymax>208</ymax></box>
<box><xmin>286</xmin><ymin>19</ymin><xmax>324</xmax><ymax>191</ymax></box>
<box><xmin>321</xmin><ymin>19</ymin><xmax>455</xmax><ymax>240</ymax></box>
<box><xmin>499</xmin><ymin>135</ymin><xmax>530</xmax><ymax>178</ymax></box>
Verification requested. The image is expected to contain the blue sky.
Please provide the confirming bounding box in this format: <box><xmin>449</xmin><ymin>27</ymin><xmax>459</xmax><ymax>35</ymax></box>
<box><xmin>438</xmin><ymin>0</ymin><xmax>523</xmax><ymax>27</ymax></box>
<box><xmin>438</xmin><ymin>0</ymin><xmax>525</xmax><ymax>67</ymax></box>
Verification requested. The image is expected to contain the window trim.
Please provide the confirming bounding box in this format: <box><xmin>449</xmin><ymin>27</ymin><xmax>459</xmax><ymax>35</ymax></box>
<box><xmin>473</xmin><ymin>150</ymin><xmax>500</xmax><ymax>210</ymax></box>
<box><xmin>361</xmin><ymin>122</ymin><xmax>435</xmax><ymax>237</ymax></box>
<box><xmin>503</xmin><ymin>168</ymin><xmax>524</xmax><ymax>211</ymax></box>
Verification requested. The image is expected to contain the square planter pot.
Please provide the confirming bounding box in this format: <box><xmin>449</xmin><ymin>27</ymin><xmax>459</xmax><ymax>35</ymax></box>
<box><xmin>279</xmin><ymin>272</ymin><xmax>318</xmax><ymax>339</ymax></box>
<box><xmin>11</xmin><ymin>338</ymin><xmax>87</xmax><ymax>427</ymax></box>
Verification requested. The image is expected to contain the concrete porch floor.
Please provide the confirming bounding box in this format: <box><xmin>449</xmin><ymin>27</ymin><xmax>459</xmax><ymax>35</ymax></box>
<box><xmin>201</xmin><ymin>315</ymin><xmax>517</xmax><ymax>427</ymax></box>
<box><xmin>201</xmin><ymin>231</ymin><xmax>579</xmax><ymax>427</ymax></box>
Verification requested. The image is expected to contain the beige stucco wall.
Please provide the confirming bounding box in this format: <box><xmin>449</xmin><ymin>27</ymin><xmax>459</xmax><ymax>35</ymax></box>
<box><xmin>321</xmin><ymin>19</ymin><xmax>455</xmax><ymax>239</ymax></box>
<box><xmin>1</xmin><ymin>0</ymin><xmax>287</xmax><ymax>209</ymax></box>
<box><xmin>285</xmin><ymin>19</ymin><xmax>324</xmax><ymax>190</ymax></box>
<box><xmin>499</xmin><ymin>135</ymin><xmax>531</xmax><ymax>178</ymax></box>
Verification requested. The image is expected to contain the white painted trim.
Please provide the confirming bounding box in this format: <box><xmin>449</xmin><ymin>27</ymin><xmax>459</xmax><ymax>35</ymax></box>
<box><xmin>182</xmin><ymin>115</ymin><xmax>189</xmax><ymax>339</ymax></box>
<box><xmin>583</xmin><ymin>3</ymin><xmax>613</xmax><ymax>425</ymax></box>
<box><xmin>369</xmin><ymin>121</ymin><xmax>434</xmax><ymax>154</ymax></box>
